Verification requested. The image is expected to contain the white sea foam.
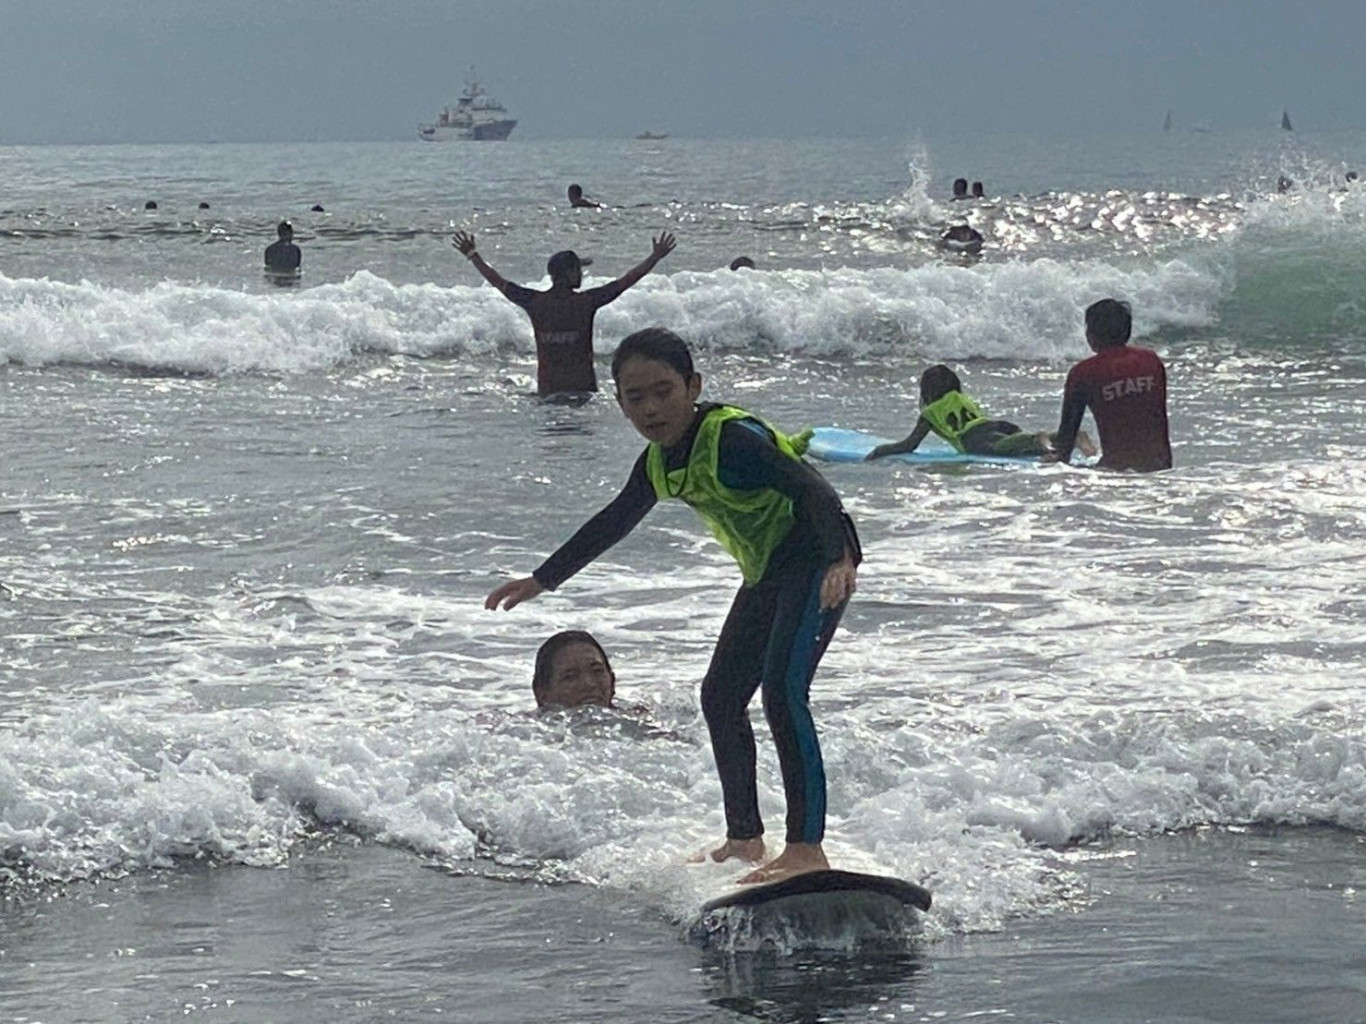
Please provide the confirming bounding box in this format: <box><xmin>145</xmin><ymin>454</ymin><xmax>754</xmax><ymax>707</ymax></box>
<box><xmin>0</xmin><ymin>257</ymin><xmax>1226</xmax><ymax>373</ymax></box>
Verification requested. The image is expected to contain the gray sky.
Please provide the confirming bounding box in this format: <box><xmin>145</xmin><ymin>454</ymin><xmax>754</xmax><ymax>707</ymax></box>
<box><xmin>1</xmin><ymin>0</ymin><xmax>1361</xmax><ymax>144</ymax></box>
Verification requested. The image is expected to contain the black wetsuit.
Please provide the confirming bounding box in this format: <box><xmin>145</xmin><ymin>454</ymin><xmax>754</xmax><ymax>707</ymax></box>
<box><xmin>534</xmin><ymin>406</ymin><xmax>861</xmax><ymax>844</ymax></box>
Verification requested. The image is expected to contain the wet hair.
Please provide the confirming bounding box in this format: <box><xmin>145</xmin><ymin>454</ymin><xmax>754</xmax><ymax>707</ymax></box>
<box><xmin>952</xmin><ymin>178</ymin><xmax>968</xmax><ymax>196</ymax></box>
<box><xmin>567</xmin><ymin>183</ymin><xmax>583</xmax><ymax>197</ymax></box>
<box><xmin>1085</xmin><ymin>298</ymin><xmax>1132</xmax><ymax>346</ymax></box>
<box><xmin>532</xmin><ymin>630</ymin><xmax>612</xmax><ymax>706</ymax></box>
<box><xmin>971</xmin><ymin>181</ymin><xmax>985</xmax><ymax>197</ymax></box>
<box><xmin>144</xmin><ymin>200</ymin><xmax>158</xmax><ymax>210</ymax></box>
<box><xmin>729</xmin><ymin>256</ymin><xmax>755</xmax><ymax>270</ymax></box>
<box><xmin>919</xmin><ymin>364</ymin><xmax>963</xmax><ymax>405</ymax></box>
<box><xmin>277</xmin><ymin>220</ymin><xmax>293</xmax><ymax>238</ymax></box>
<box><xmin>611</xmin><ymin>327</ymin><xmax>695</xmax><ymax>383</ymax></box>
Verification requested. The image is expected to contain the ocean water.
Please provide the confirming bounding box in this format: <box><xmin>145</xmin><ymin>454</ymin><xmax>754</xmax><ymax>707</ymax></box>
<box><xmin>2</xmin><ymin>131</ymin><xmax>1365</xmax><ymax>1023</ymax></box>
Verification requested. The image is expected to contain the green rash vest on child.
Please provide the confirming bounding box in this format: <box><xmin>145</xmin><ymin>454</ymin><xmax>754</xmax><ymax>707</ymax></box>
<box><xmin>919</xmin><ymin>391</ymin><xmax>988</xmax><ymax>453</ymax></box>
<box><xmin>645</xmin><ymin>406</ymin><xmax>811</xmax><ymax>585</ymax></box>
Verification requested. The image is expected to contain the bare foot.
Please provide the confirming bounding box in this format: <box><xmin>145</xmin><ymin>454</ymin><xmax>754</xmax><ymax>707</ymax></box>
<box><xmin>737</xmin><ymin>842</ymin><xmax>829</xmax><ymax>884</ymax></box>
<box><xmin>1077</xmin><ymin>430</ymin><xmax>1099</xmax><ymax>458</ymax></box>
<box><xmin>686</xmin><ymin>837</ymin><xmax>766</xmax><ymax>865</ymax></box>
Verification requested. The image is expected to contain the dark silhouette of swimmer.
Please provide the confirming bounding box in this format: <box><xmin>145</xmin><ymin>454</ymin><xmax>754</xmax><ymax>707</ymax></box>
<box><xmin>144</xmin><ymin>201</ymin><xmax>158</xmax><ymax>210</ymax></box>
<box><xmin>971</xmin><ymin>181</ymin><xmax>986</xmax><ymax>199</ymax></box>
<box><xmin>311</xmin><ymin>204</ymin><xmax>325</xmax><ymax>213</ymax></box>
<box><xmin>940</xmin><ymin>224</ymin><xmax>983</xmax><ymax>254</ymax></box>
<box><xmin>264</xmin><ymin>221</ymin><xmax>302</xmax><ymax>273</ymax></box>
<box><xmin>567</xmin><ymin>184</ymin><xmax>602</xmax><ymax>209</ymax></box>
<box><xmin>951</xmin><ymin>178</ymin><xmax>969</xmax><ymax>200</ymax></box>
<box><xmin>729</xmin><ymin>256</ymin><xmax>756</xmax><ymax>271</ymax></box>
<box><xmin>1277</xmin><ymin>176</ymin><xmax>1294</xmax><ymax>194</ymax></box>
<box><xmin>452</xmin><ymin>229</ymin><xmax>676</xmax><ymax>397</ymax></box>
<box><xmin>1347</xmin><ymin>171</ymin><xmax>1359</xmax><ymax>184</ymax></box>
<box><xmin>198</xmin><ymin>202</ymin><xmax>210</xmax><ymax>210</ymax></box>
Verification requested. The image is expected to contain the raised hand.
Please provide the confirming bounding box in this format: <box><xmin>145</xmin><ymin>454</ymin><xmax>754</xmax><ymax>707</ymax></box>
<box><xmin>651</xmin><ymin>231</ymin><xmax>677</xmax><ymax>262</ymax></box>
<box><xmin>452</xmin><ymin>230</ymin><xmax>477</xmax><ymax>256</ymax></box>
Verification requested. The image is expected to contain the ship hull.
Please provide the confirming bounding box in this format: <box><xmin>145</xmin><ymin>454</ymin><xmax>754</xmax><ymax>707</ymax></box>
<box><xmin>417</xmin><ymin>119</ymin><xmax>517</xmax><ymax>142</ymax></box>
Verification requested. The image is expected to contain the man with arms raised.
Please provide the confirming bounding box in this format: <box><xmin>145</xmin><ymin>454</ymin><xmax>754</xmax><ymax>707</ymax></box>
<box><xmin>1048</xmin><ymin>298</ymin><xmax>1172</xmax><ymax>472</ymax></box>
<box><xmin>452</xmin><ymin>230</ymin><xmax>675</xmax><ymax>398</ymax></box>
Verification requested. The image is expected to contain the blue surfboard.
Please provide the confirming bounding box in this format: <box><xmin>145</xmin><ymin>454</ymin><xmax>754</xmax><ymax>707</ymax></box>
<box><xmin>807</xmin><ymin>426</ymin><xmax>1034</xmax><ymax>466</ymax></box>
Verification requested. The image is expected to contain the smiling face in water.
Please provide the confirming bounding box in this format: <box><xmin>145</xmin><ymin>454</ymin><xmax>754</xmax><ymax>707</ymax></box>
<box><xmin>615</xmin><ymin>356</ymin><xmax>702</xmax><ymax>448</ymax></box>
<box><xmin>540</xmin><ymin>641</ymin><xmax>615</xmax><ymax>709</ymax></box>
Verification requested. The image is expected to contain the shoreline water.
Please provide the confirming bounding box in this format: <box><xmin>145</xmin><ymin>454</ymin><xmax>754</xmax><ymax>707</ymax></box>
<box><xmin>3</xmin><ymin>134</ymin><xmax>1365</xmax><ymax>1023</ymax></box>
<box><xmin>2</xmin><ymin>825</ymin><xmax>1361</xmax><ymax>1023</ymax></box>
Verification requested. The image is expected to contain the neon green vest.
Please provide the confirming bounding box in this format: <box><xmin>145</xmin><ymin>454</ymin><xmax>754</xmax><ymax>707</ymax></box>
<box><xmin>920</xmin><ymin>392</ymin><xmax>987</xmax><ymax>452</ymax></box>
<box><xmin>645</xmin><ymin>406</ymin><xmax>811</xmax><ymax>585</ymax></box>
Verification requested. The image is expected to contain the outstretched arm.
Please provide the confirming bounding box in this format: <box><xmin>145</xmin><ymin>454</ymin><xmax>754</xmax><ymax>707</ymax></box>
<box><xmin>610</xmin><ymin>232</ymin><xmax>676</xmax><ymax>293</ymax></box>
<box><xmin>866</xmin><ymin>418</ymin><xmax>932</xmax><ymax>460</ymax></box>
<box><xmin>453</xmin><ymin>231</ymin><xmax>512</xmax><ymax>291</ymax></box>
<box><xmin>484</xmin><ymin>453</ymin><xmax>657</xmax><ymax>611</ymax></box>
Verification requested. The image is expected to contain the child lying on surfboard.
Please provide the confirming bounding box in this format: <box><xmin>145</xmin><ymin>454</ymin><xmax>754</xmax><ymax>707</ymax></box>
<box><xmin>865</xmin><ymin>364</ymin><xmax>1096</xmax><ymax>461</ymax></box>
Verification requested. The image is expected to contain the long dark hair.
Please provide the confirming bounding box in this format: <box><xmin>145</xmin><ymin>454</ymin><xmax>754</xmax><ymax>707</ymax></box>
<box><xmin>532</xmin><ymin>630</ymin><xmax>612</xmax><ymax>705</ymax></box>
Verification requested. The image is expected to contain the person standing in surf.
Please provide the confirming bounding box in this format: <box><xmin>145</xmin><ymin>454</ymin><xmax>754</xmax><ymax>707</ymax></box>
<box><xmin>485</xmin><ymin>328</ymin><xmax>860</xmax><ymax>883</ymax></box>
<box><xmin>1046</xmin><ymin>298</ymin><xmax>1172</xmax><ymax>472</ymax></box>
<box><xmin>263</xmin><ymin>221</ymin><xmax>301</xmax><ymax>274</ymax></box>
<box><xmin>452</xmin><ymin>230</ymin><xmax>675</xmax><ymax>399</ymax></box>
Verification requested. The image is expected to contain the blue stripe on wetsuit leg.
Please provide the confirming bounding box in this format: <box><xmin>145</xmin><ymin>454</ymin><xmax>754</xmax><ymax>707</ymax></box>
<box><xmin>786</xmin><ymin>564</ymin><xmax>829</xmax><ymax>844</ymax></box>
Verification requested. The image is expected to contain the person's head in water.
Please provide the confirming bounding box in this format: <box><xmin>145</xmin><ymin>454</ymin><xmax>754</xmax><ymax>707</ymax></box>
<box><xmin>1347</xmin><ymin>171</ymin><xmax>1359</xmax><ymax>184</ymax></box>
<box><xmin>144</xmin><ymin>200</ymin><xmax>158</xmax><ymax>210</ymax></box>
<box><xmin>611</xmin><ymin>327</ymin><xmax>701</xmax><ymax>448</ymax></box>
<box><xmin>533</xmin><ymin>630</ymin><xmax>615</xmax><ymax>708</ymax></box>
<box><xmin>940</xmin><ymin>224</ymin><xmax>983</xmax><ymax>252</ymax></box>
<box><xmin>1277</xmin><ymin>175</ymin><xmax>1294</xmax><ymax>194</ymax></box>
<box><xmin>1085</xmin><ymin>298</ymin><xmax>1133</xmax><ymax>352</ymax></box>
<box><xmin>971</xmin><ymin>181</ymin><xmax>985</xmax><ymax>198</ymax></box>
<box><xmin>951</xmin><ymin>178</ymin><xmax>969</xmax><ymax>199</ymax></box>
<box><xmin>546</xmin><ymin>249</ymin><xmax>592</xmax><ymax>288</ymax></box>
<box><xmin>729</xmin><ymin>256</ymin><xmax>755</xmax><ymax>271</ymax></box>
<box><xmin>277</xmin><ymin>220</ymin><xmax>294</xmax><ymax>242</ymax></box>
<box><xmin>919</xmin><ymin>364</ymin><xmax>963</xmax><ymax>406</ymax></box>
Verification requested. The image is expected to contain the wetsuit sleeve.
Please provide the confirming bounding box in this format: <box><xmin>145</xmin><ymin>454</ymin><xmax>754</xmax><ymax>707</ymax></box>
<box><xmin>500</xmin><ymin>282</ymin><xmax>538</xmax><ymax>310</ymax></box>
<box><xmin>717</xmin><ymin>421</ymin><xmax>859</xmax><ymax>566</ymax></box>
<box><xmin>1052</xmin><ymin>366</ymin><xmax>1090</xmax><ymax>461</ymax></box>
<box><xmin>532</xmin><ymin>452</ymin><xmax>657</xmax><ymax>590</ymax></box>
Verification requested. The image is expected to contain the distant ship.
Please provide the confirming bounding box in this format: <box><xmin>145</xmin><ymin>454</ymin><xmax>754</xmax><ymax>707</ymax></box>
<box><xmin>635</xmin><ymin>131</ymin><xmax>669</xmax><ymax>140</ymax></box>
<box><xmin>418</xmin><ymin>71</ymin><xmax>517</xmax><ymax>141</ymax></box>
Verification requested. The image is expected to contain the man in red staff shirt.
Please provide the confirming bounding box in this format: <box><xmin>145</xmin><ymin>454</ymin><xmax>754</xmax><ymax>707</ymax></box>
<box><xmin>1048</xmin><ymin>298</ymin><xmax>1172</xmax><ymax>472</ymax></box>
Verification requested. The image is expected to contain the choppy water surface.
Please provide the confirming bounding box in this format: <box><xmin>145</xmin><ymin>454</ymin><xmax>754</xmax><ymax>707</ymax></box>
<box><xmin>2</xmin><ymin>132</ymin><xmax>1365</xmax><ymax>1022</ymax></box>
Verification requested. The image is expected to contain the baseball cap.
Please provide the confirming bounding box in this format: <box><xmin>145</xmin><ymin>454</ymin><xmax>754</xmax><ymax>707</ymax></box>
<box><xmin>547</xmin><ymin>250</ymin><xmax>592</xmax><ymax>279</ymax></box>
